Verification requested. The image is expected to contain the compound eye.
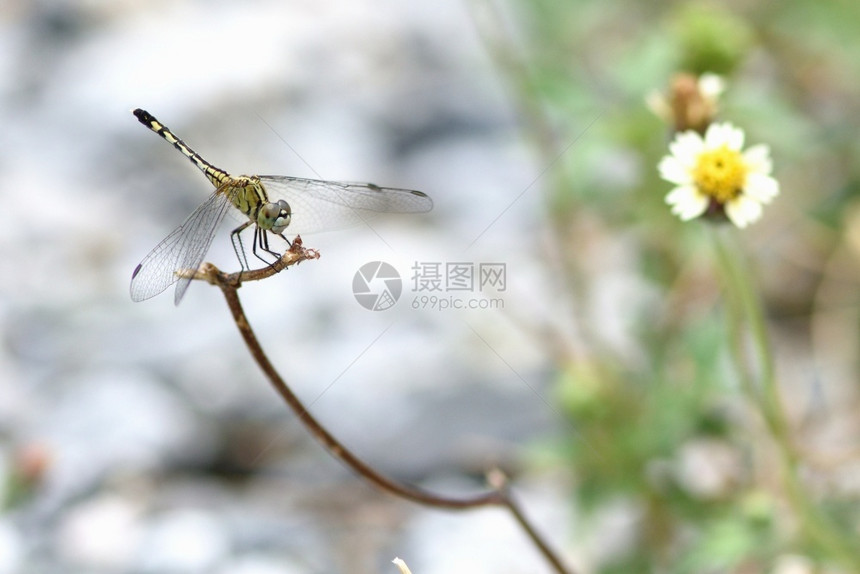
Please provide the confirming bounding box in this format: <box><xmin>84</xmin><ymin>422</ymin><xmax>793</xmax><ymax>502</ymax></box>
<box><xmin>261</xmin><ymin>203</ymin><xmax>280</xmax><ymax>219</ymax></box>
<box><xmin>268</xmin><ymin>200</ymin><xmax>292</xmax><ymax>233</ymax></box>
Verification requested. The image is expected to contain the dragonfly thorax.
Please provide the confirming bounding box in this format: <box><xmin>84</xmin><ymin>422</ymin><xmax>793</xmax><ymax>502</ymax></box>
<box><xmin>227</xmin><ymin>176</ymin><xmax>292</xmax><ymax>233</ymax></box>
<box><xmin>258</xmin><ymin>199</ymin><xmax>292</xmax><ymax>233</ymax></box>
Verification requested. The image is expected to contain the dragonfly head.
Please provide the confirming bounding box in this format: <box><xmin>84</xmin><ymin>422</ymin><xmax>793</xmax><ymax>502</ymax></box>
<box><xmin>260</xmin><ymin>200</ymin><xmax>292</xmax><ymax>233</ymax></box>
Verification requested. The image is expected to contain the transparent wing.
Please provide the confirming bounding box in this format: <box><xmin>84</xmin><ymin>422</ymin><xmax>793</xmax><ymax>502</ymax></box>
<box><xmin>258</xmin><ymin>176</ymin><xmax>433</xmax><ymax>237</ymax></box>
<box><xmin>130</xmin><ymin>186</ymin><xmax>234</xmax><ymax>305</ymax></box>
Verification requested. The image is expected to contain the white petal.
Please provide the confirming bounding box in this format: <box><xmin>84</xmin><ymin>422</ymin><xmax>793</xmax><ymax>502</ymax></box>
<box><xmin>743</xmin><ymin>144</ymin><xmax>772</xmax><ymax>175</ymax></box>
<box><xmin>658</xmin><ymin>156</ymin><xmax>693</xmax><ymax>185</ymax></box>
<box><xmin>704</xmin><ymin>123</ymin><xmax>728</xmax><ymax>148</ymax></box>
<box><xmin>679</xmin><ymin>196</ymin><xmax>709</xmax><ymax>220</ymax></box>
<box><xmin>744</xmin><ymin>173</ymin><xmax>779</xmax><ymax>203</ymax></box>
<box><xmin>725</xmin><ymin>196</ymin><xmax>763</xmax><ymax>228</ymax></box>
<box><xmin>665</xmin><ymin>185</ymin><xmax>696</xmax><ymax>205</ymax></box>
<box><xmin>667</xmin><ymin>186</ymin><xmax>709</xmax><ymax>220</ymax></box>
<box><xmin>698</xmin><ymin>74</ymin><xmax>725</xmax><ymax>101</ymax></box>
<box><xmin>669</xmin><ymin>131</ymin><xmax>704</xmax><ymax>168</ymax></box>
<box><xmin>725</xmin><ymin>124</ymin><xmax>745</xmax><ymax>151</ymax></box>
<box><xmin>705</xmin><ymin>122</ymin><xmax>744</xmax><ymax>151</ymax></box>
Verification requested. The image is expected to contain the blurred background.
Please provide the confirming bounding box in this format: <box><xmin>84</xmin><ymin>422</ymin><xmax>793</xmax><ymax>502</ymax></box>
<box><xmin>1</xmin><ymin>0</ymin><xmax>859</xmax><ymax>573</ymax></box>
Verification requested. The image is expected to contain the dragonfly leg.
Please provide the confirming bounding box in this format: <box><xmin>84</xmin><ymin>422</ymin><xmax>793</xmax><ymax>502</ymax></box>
<box><xmin>252</xmin><ymin>228</ymin><xmax>285</xmax><ymax>267</ymax></box>
<box><xmin>230</xmin><ymin>220</ymin><xmax>254</xmax><ymax>271</ymax></box>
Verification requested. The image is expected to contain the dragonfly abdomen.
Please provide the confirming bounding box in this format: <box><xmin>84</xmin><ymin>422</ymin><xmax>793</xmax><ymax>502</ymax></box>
<box><xmin>133</xmin><ymin>109</ymin><xmax>229</xmax><ymax>188</ymax></box>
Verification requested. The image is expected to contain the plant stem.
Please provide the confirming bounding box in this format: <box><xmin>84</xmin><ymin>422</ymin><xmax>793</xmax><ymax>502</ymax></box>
<box><xmin>711</xmin><ymin>229</ymin><xmax>860</xmax><ymax>568</ymax></box>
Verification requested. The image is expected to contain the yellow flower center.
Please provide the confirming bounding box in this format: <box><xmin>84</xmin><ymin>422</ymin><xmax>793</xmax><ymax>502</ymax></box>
<box><xmin>692</xmin><ymin>145</ymin><xmax>747</xmax><ymax>204</ymax></box>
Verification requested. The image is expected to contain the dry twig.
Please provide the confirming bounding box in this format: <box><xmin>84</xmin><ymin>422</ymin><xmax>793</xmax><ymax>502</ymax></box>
<box><xmin>191</xmin><ymin>238</ymin><xmax>575</xmax><ymax>574</ymax></box>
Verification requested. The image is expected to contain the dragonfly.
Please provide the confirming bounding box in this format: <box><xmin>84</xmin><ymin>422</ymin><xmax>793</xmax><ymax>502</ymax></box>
<box><xmin>129</xmin><ymin>108</ymin><xmax>433</xmax><ymax>305</ymax></box>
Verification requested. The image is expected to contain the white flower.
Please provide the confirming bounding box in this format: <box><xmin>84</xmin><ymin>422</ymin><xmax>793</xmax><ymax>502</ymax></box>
<box><xmin>658</xmin><ymin>122</ymin><xmax>779</xmax><ymax>228</ymax></box>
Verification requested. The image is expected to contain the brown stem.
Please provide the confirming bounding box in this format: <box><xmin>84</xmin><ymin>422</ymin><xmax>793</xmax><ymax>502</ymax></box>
<box><xmin>195</xmin><ymin>243</ymin><xmax>576</xmax><ymax>574</ymax></box>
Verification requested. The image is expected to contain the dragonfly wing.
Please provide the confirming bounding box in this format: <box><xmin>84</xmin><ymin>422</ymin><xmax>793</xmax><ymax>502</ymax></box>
<box><xmin>171</xmin><ymin>186</ymin><xmax>236</xmax><ymax>305</ymax></box>
<box><xmin>129</xmin><ymin>186</ymin><xmax>234</xmax><ymax>305</ymax></box>
<box><xmin>258</xmin><ymin>176</ymin><xmax>433</xmax><ymax>237</ymax></box>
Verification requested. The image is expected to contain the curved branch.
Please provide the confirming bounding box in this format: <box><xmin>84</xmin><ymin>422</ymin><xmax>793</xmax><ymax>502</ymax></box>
<box><xmin>193</xmin><ymin>240</ymin><xmax>575</xmax><ymax>574</ymax></box>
